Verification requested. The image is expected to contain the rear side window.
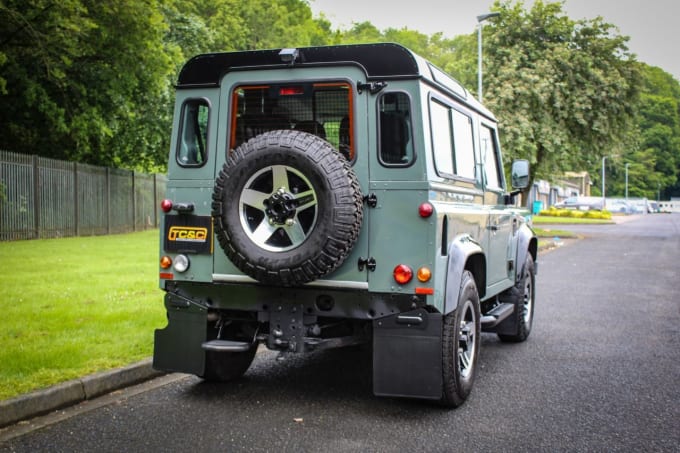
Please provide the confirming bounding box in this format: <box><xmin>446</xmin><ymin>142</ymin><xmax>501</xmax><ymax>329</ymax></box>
<box><xmin>430</xmin><ymin>99</ymin><xmax>454</xmax><ymax>176</ymax></box>
<box><xmin>451</xmin><ymin>110</ymin><xmax>475</xmax><ymax>180</ymax></box>
<box><xmin>429</xmin><ymin>98</ymin><xmax>476</xmax><ymax>180</ymax></box>
<box><xmin>177</xmin><ymin>99</ymin><xmax>209</xmax><ymax>167</ymax></box>
<box><xmin>378</xmin><ymin>92</ymin><xmax>414</xmax><ymax>166</ymax></box>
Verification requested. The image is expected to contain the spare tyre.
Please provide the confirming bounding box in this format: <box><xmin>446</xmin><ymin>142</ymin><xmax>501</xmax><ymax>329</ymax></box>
<box><xmin>212</xmin><ymin>130</ymin><xmax>363</xmax><ymax>286</ymax></box>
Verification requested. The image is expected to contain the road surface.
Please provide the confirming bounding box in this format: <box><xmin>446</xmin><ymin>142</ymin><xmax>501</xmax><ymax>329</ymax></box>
<box><xmin>2</xmin><ymin>214</ymin><xmax>679</xmax><ymax>452</ymax></box>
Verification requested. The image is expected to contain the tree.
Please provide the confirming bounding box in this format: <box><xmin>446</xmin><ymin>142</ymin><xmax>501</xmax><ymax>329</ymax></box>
<box><xmin>481</xmin><ymin>0</ymin><xmax>641</xmax><ymax>198</ymax></box>
<box><xmin>637</xmin><ymin>64</ymin><xmax>680</xmax><ymax>198</ymax></box>
<box><xmin>440</xmin><ymin>33</ymin><xmax>476</xmax><ymax>89</ymax></box>
<box><xmin>0</xmin><ymin>0</ymin><xmax>176</xmax><ymax>171</ymax></box>
<box><xmin>339</xmin><ymin>21</ymin><xmax>383</xmax><ymax>44</ymax></box>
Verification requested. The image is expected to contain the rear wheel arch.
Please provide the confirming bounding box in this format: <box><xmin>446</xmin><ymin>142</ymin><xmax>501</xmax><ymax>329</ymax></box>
<box><xmin>516</xmin><ymin>224</ymin><xmax>537</xmax><ymax>282</ymax></box>
<box><xmin>464</xmin><ymin>253</ymin><xmax>486</xmax><ymax>300</ymax></box>
<box><xmin>444</xmin><ymin>237</ymin><xmax>486</xmax><ymax>315</ymax></box>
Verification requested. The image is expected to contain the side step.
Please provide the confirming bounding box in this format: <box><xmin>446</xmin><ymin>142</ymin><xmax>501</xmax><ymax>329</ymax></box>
<box><xmin>201</xmin><ymin>339</ymin><xmax>252</xmax><ymax>352</ymax></box>
<box><xmin>480</xmin><ymin>303</ymin><xmax>514</xmax><ymax>329</ymax></box>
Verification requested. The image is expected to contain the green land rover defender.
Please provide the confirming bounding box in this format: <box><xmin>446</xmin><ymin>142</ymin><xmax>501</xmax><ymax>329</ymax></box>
<box><xmin>154</xmin><ymin>43</ymin><xmax>537</xmax><ymax>407</ymax></box>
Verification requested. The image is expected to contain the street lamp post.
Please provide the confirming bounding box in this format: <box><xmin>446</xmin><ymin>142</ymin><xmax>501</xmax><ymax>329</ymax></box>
<box><xmin>477</xmin><ymin>12</ymin><xmax>500</xmax><ymax>102</ymax></box>
<box><xmin>601</xmin><ymin>155</ymin><xmax>618</xmax><ymax>210</ymax></box>
<box><xmin>602</xmin><ymin>155</ymin><xmax>610</xmax><ymax>210</ymax></box>
<box><xmin>625</xmin><ymin>163</ymin><xmax>629</xmax><ymax>200</ymax></box>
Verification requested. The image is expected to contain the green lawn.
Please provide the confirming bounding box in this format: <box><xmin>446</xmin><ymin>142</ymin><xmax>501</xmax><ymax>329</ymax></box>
<box><xmin>0</xmin><ymin>230</ymin><xmax>166</xmax><ymax>401</ymax></box>
<box><xmin>532</xmin><ymin>227</ymin><xmax>578</xmax><ymax>238</ymax></box>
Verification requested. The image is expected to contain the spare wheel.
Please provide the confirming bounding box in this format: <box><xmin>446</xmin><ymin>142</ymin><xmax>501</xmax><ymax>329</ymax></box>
<box><xmin>212</xmin><ymin>130</ymin><xmax>363</xmax><ymax>286</ymax></box>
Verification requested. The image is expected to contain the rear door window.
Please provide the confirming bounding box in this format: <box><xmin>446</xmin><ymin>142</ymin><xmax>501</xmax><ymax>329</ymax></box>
<box><xmin>230</xmin><ymin>83</ymin><xmax>354</xmax><ymax>161</ymax></box>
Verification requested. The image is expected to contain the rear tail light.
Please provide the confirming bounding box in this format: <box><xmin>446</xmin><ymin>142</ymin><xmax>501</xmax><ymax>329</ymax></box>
<box><xmin>393</xmin><ymin>264</ymin><xmax>413</xmax><ymax>285</ymax></box>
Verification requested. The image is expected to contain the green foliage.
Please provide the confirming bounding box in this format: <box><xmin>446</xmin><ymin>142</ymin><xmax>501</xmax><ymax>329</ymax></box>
<box><xmin>603</xmin><ymin>63</ymin><xmax>680</xmax><ymax>200</ymax></box>
<box><xmin>482</xmin><ymin>0</ymin><xmax>640</xmax><ymax>194</ymax></box>
<box><xmin>0</xmin><ymin>230</ymin><xmax>164</xmax><ymax>400</ymax></box>
<box><xmin>1</xmin><ymin>0</ymin><xmax>678</xmax><ymax>193</ymax></box>
<box><xmin>0</xmin><ymin>0</ymin><xmax>176</xmax><ymax>171</ymax></box>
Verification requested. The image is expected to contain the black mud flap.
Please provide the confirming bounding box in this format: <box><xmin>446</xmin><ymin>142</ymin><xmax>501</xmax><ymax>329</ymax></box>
<box><xmin>372</xmin><ymin>309</ymin><xmax>443</xmax><ymax>400</ymax></box>
<box><xmin>153</xmin><ymin>293</ymin><xmax>207</xmax><ymax>376</ymax></box>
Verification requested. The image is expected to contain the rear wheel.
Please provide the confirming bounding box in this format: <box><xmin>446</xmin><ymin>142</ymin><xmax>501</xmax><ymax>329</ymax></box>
<box><xmin>441</xmin><ymin>270</ymin><xmax>481</xmax><ymax>407</ymax></box>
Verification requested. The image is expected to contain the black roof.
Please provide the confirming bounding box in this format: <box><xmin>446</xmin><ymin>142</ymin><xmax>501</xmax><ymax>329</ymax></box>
<box><xmin>177</xmin><ymin>43</ymin><xmax>421</xmax><ymax>87</ymax></box>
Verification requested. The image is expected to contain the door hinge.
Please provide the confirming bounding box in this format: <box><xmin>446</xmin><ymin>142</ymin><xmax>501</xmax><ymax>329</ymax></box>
<box><xmin>358</xmin><ymin>257</ymin><xmax>377</xmax><ymax>272</ymax></box>
<box><xmin>364</xmin><ymin>193</ymin><xmax>378</xmax><ymax>208</ymax></box>
<box><xmin>357</xmin><ymin>81</ymin><xmax>387</xmax><ymax>95</ymax></box>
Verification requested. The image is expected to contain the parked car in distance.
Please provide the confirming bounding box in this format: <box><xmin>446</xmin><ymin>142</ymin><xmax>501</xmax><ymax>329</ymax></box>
<box><xmin>554</xmin><ymin>196</ymin><xmax>604</xmax><ymax>211</ymax></box>
<box><xmin>605</xmin><ymin>198</ymin><xmax>634</xmax><ymax>214</ymax></box>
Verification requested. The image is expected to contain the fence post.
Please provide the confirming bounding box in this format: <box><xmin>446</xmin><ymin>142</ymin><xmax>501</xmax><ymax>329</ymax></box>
<box><xmin>74</xmin><ymin>162</ymin><xmax>79</xmax><ymax>236</ymax></box>
<box><xmin>153</xmin><ymin>173</ymin><xmax>158</xmax><ymax>228</ymax></box>
<box><xmin>131</xmin><ymin>170</ymin><xmax>136</xmax><ymax>232</ymax></box>
<box><xmin>106</xmin><ymin>167</ymin><xmax>111</xmax><ymax>235</ymax></box>
<box><xmin>32</xmin><ymin>155</ymin><xmax>40</xmax><ymax>239</ymax></box>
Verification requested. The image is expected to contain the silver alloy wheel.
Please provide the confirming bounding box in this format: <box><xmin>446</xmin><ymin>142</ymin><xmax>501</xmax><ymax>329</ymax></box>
<box><xmin>239</xmin><ymin>164</ymin><xmax>318</xmax><ymax>252</ymax></box>
<box><xmin>458</xmin><ymin>299</ymin><xmax>477</xmax><ymax>379</ymax></box>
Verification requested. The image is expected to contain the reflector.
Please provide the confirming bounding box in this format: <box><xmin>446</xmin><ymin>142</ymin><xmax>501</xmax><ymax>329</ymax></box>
<box><xmin>418</xmin><ymin>202</ymin><xmax>433</xmax><ymax>218</ymax></box>
<box><xmin>161</xmin><ymin>199</ymin><xmax>173</xmax><ymax>213</ymax></box>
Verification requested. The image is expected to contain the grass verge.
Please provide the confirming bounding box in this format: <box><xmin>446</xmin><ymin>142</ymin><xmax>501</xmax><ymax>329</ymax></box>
<box><xmin>533</xmin><ymin>227</ymin><xmax>578</xmax><ymax>238</ymax></box>
<box><xmin>0</xmin><ymin>230</ymin><xmax>165</xmax><ymax>401</ymax></box>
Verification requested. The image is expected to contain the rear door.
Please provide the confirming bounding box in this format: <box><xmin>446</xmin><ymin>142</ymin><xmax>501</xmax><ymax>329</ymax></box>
<box><xmin>211</xmin><ymin>67</ymin><xmax>371</xmax><ymax>286</ymax></box>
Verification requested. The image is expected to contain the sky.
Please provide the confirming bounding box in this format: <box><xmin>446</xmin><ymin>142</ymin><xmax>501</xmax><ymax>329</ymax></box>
<box><xmin>309</xmin><ymin>0</ymin><xmax>680</xmax><ymax>81</ymax></box>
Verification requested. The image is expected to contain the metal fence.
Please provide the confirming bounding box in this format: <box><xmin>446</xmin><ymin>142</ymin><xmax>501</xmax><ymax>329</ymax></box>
<box><xmin>0</xmin><ymin>150</ymin><xmax>166</xmax><ymax>241</ymax></box>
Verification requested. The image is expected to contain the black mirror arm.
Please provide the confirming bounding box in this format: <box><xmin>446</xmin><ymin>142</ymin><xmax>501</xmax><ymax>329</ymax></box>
<box><xmin>504</xmin><ymin>190</ymin><xmax>521</xmax><ymax>205</ymax></box>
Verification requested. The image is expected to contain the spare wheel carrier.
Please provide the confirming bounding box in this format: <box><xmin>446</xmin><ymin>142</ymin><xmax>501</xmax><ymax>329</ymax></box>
<box><xmin>212</xmin><ymin>130</ymin><xmax>363</xmax><ymax>286</ymax></box>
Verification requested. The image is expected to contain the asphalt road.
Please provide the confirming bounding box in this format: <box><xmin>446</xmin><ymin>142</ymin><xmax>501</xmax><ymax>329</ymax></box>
<box><xmin>2</xmin><ymin>214</ymin><xmax>679</xmax><ymax>452</ymax></box>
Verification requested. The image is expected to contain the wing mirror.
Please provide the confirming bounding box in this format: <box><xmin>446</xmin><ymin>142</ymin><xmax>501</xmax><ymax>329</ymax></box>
<box><xmin>511</xmin><ymin>160</ymin><xmax>530</xmax><ymax>189</ymax></box>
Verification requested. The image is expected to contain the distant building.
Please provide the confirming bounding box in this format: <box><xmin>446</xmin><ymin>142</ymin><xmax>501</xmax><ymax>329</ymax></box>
<box><xmin>659</xmin><ymin>197</ymin><xmax>680</xmax><ymax>213</ymax></box>
<box><xmin>528</xmin><ymin>172</ymin><xmax>591</xmax><ymax>211</ymax></box>
<box><xmin>560</xmin><ymin>172</ymin><xmax>591</xmax><ymax>197</ymax></box>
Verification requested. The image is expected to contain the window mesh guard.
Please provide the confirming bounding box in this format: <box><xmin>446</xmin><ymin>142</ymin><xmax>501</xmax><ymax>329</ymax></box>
<box><xmin>231</xmin><ymin>84</ymin><xmax>352</xmax><ymax>159</ymax></box>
